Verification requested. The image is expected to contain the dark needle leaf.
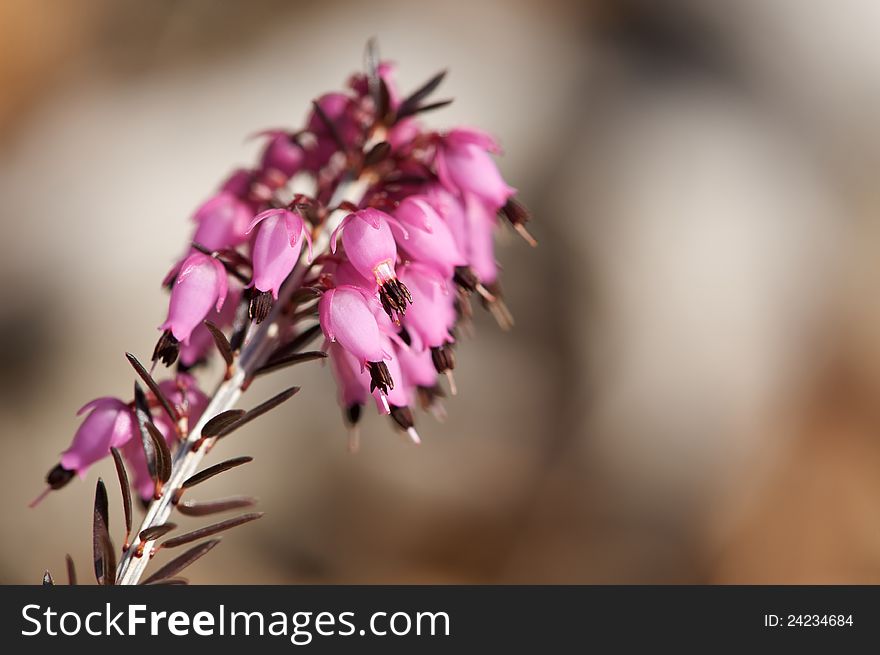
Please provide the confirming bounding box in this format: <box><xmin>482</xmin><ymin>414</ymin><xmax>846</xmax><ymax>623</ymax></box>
<box><xmin>269</xmin><ymin>324</ymin><xmax>322</xmax><ymax>362</ymax></box>
<box><xmin>133</xmin><ymin>382</ymin><xmax>158</xmax><ymax>482</ymax></box>
<box><xmin>64</xmin><ymin>555</ymin><xmax>76</xmax><ymax>587</ymax></box>
<box><xmin>139</xmin><ymin>523</ymin><xmax>177</xmax><ymax>542</ymax></box>
<box><xmin>398</xmin><ymin>98</ymin><xmax>454</xmax><ymax>120</ymax></box>
<box><xmin>215</xmin><ymin>387</ymin><xmax>300</xmax><ymax>438</ymax></box>
<box><xmin>201</xmin><ymin>410</ymin><xmax>247</xmax><ymax>439</ymax></box>
<box><xmin>125</xmin><ymin>352</ymin><xmax>179</xmax><ymax>423</ymax></box>
<box><xmin>204</xmin><ymin>321</ymin><xmax>234</xmax><ymax>368</ymax></box>
<box><xmin>92</xmin><ymin>478</ymin><xmax>116</xmax><ymax>586</ymax></box>
<box><xmin>65</xmin><ymin>554</ymin><xmax>77</xmax><ymax>586</ymax></box>
<box><xmin>145</xmin><ymin>421</ymin><xmax>172</xmax><ymax>484</ymax></box>
<box><xmin>160</xmin><ymin>513</ymin><xmax>263</xmax><ymax>549</ymax></box>
<box><xmin>143</xmin><ymin>577</ymin><xmax>189</xmax><ymax>586</ymax></box>
<box><xmin>182</xmin><ymin>457</ymin><xmax>253</xmax><ymax>490</ymax></box>
<box><xmin>396</xmin><ymin>70</ymin><xmax>447</xmax><ymax>121</ymax></box>
<box><xmin>140</xmin><ymin>539</ymin><xmax>220</xmax><ymax>585</ymax></box>
<box><xmin>109</xmin><ymin>447</ymin><xmax>132</xmax><ymax>546</ymax></box>
<box><xmin>176</xmin><ymin>496</ymin><xmax>258</xmax><ymax>517</ymax></box>
<box><xmin>252</xmin><ymin>351</ymin><xmax>326</xmax><ymax>379</ymax></box>
<box><xmin>311</xmin><ymin>100</ymin><xmax>347</xmax><ymax>152</ymax></box>
<box><xmin>42</xmin><ymin>571</ymin><xmax>54</xmax><ymax>586</ymax></box>
<box><xmin>363</xmin><ymin>141</ymin><xmax>391</xmax><ymax>168</ymax></box>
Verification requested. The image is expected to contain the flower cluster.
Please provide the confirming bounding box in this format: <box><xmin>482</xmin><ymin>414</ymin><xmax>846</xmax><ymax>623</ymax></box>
<box><xmin>41</xmin><ymin>375</ymin><xmax>206</xmax><ymax>503</ymax></box>
<box><xmin>41</xmin><ymin>48</ymin><xmax>533</xmax><ymax>502</ymax></box>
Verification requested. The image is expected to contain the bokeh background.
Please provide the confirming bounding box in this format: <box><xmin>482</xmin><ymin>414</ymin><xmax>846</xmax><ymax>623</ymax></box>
<box><xmin>3</xmin><ymin>0</ymin><xmax>880</xmax><ymax>584</ymax></box>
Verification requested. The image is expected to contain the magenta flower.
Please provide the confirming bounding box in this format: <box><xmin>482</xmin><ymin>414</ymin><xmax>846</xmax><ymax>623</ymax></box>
<box><xmin>331</xmin><ymin>257</ymin><xmax>377</xmax><ymax>292</ymax></box>
<box><xmin>191</xmin><ymin>190</ymin><xmax>253</xmax><ymax>252</ymax></box>
<box><xmin>306</xmin><ymin>92</ymin><xmax>361</xmax><ymax>169</ymax></box>
<box><xmin>152</xmin><ymin>373</ymin><xmax>209</xmax><ymax>439</ymax></box>
<box><xmin>349</xmin><ymin>60</ymin><xmax>401</xmax><ymax>111</ymax></box>
<box><xmin>124</xmin><ymin>374</ymin><xmax>208</xmax><ymax>500</ymax></box>
<box><xmin>247</xmin><ymin>208</ymin><xmax>312</xmax><ymax>300</ymax></box>
<box><xmin>179</xmin><ymin>283</ymin><xmax>242</xmax><ymax>367</ymax></box>
<box><xmin>398</xmin><ymin>263</ymin><xmax>456</xmax><ymax>353</ymax></box>
<box><xmin>319</xmin><ymin>285</ymin><xmax>391</xmax><ymax>366</ymax></box>
<box><xmin>332</xmin><ymin>208</ymin><xmax>412</xmax><ymax>319</ymax></box>
<box><xmin>48</xmin><ymin>48</ymin><xmax>533</xmax><ymax>572</ymax></box>
<box><xmin>319</xmin><ymin>285</ymin><xmax>397</xmax><ymax>395</ymax></box>
<box><xmin>329</xmin><ymin>342</ymin><xmax>370</xmax><ymax>415</ymax></box>
<box><xmin>392</xmin><ymin>196</ymin><xmax>466</xmax><ymax>277</ymax></box>
<box><xmin>435</xmin><ymin>127</ymin><xmax>516</xmax><ymax>209</ymax></box>
<box><xmin>387</xmin><ymin>117</ymin><xmax>421</xmax><ymax>152</ymax></box>
<box><xmin>464</xmin><ymin>195</ymin><xmax>500</xmax><ymax>285</ymax></box>
<box><xmin>259</xmin><ymin>131</ymin><xmax>305</xmax><ymax>179</ymax></box>
<box><xmin>219</xmin><ymin>168</ymin><xmax>254</xmax><ymax>197</ymax></box>
<box><xmin>396</xmin><ymin>342</ymin><xmax>438</xmax><ymax>390</ymax></box>
<box><xmin>159</xmin><ymin>252</ymin><xmax>228</xmax><ymax>345</ymax></box>
<box><xmin>60</xmin><ymin>397</ymin><xmax>137</xmax><ymax>477</ymax></box>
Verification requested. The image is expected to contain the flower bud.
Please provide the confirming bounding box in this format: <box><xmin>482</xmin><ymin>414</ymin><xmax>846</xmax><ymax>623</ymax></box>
<box><xmin>191</xmin><ymin>191</ymin><xmax>253</xmax><ymax>251</ymax></box>
<box><xmin>259</xmin><ymin>132</ymin><xmax>304</xmax><ymax>178</ymax></box>
<box><xmin>435</xmin><ymin>127</ymin><xmax>516</xmax><ymax>209</ymax></box>
<box><xmin>334</xmin><ymin>208</ymin><xmax>412</xmax><ymax>319</ymax></box>
<box><xmin>393</xmin><ymin>196</ymin><xmax>465</xmax><ymax>277</ymax></box>
<box><xmin>398</xmin><ymin>263</ymin><xmax>455</xmax><ymax>351</ymax></box>
<box><xmin>159</xmin><ymin>252</ymin><xmax>228</xmax><ymax>344</ymax></box>
<box><xmin>60</xmin><ymin>397</ymin><xmax>137</xmax><ymax>477</ymax></box>
<box><xmin>247</xmin><ymin>209</ymin><xmax>310</xmax><ymax>300</ymax></box>
<box><xmin>319</xmin><ymin>285</ymin><xmax>392</xmax><ymax>366</ymax></box>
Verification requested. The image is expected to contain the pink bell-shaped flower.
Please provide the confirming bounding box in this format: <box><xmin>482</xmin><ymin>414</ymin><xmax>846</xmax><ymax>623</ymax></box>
<box><xmin>259</xmin><ymin>132</ymin><xmax>305</xmax><ymax>178</ymax></box>
<box><xmin>159</xmin><ymin>252</ymin><xmax>228</xmax><ymax>345</ymax></box>
<box><xmin>398</xmin><ymin>263</ymin><xmax>456</xmax><ymax>352</ymax></box>
<box><xmin>191</xmin><ymin>190</ymin><xmax>253</xmax><ymax>251</ymax></box>
<box><xmin>60</xmin><ymin>397</ymin><xmax>137</xmax><ymax>477</ymax></box>
<box><xmin>329</xmin><ymin>342</ymin><xmax>370</xmax><ymax>415</ymax></box>
<box><xmin>219</xmin><ymin>168</ymin><xmax>254</xmax><ymax>198</ymax></box>
<box><xmin>464</xmin><ymin>194</ymin><xmax>500</xmax><ymax>285</ymax></box>
<box><xmin>247</xmin><ymin>208</ymin><xmax>312</xmax><ymax>300</ymax></box>
<box><xmin>332</xmin><ymin>208</ymin><xmax>412</xmax><ymax>320</ymax></box>
<box><xmin>350</xmin><ymin>61</ymin><xmax>402</xmax><ymax>112</ymax></box>
<box><xmin>305</xmin><ymin>93</ymin><xmax>361</xmax><ymax>170</ymax></box>
<box><xmin>123</xmin><ymin>374</ymin><xmax>208</xmax><ymax>500</ymax></box>
<box><xmin>392</xmin><ymin>196</ymin><xmax>466</xmax><ymax>278</ymax></box>
<box><xmin>396</xmin><ymin>342</ymin><xmax>438</xmax><ymax>390</ymax></box>
<box><xmin>425</xmin><ymin>184</ymin><xmax>468</xmax><ymax>253</ymax></box>
<box><xmin>435</xmin><ymin>127</ymin><xmax>516</xmax><ymax>210</ymax></box>
<box><xmin>319</xmin><ymin>285</ymin><xmax>396</xmax><ymax>395</ymax></box>
<box><xmin>151</xmin><ymin>373</ymin><xmax>209</xmax><ymax>439</ymax></box>
<box><xmin>179</xmin><ymin>283</ymin><xmax>242</xmax><ymax>367</ymax></box>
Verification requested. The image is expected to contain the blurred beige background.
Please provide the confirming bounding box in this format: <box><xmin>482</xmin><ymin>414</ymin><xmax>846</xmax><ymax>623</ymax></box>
<box><xmin>3</xmin><ymin>0</ymin><xmax>880</xmax><ymax>584</ymax></box>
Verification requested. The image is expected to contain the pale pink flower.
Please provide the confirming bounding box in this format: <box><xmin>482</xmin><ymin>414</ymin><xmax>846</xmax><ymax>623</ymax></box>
<box><xmin>192</xmin><ymin>190</ymin><xmax>253</xmax><ymax>251</ymax></box>
<box><xmin>60</xmin><ymin>398</ymin><xmax>137</xmax><ymax>477</ymax></box>
<box><xmin>159</xmin><ymin>252</ymin><xmax>228</xmax><ymax>344</ymax></box>
<box><xmin>247</xmin><ymin>208</ymin><xmax>312</xmax><ymax>299</ymax></box>
<box><xmin>392</xmin><ymin>195</ymin><xmax>465</xmax><ymax>277</ymax></box>
<box><xmin>332</xmin><ymin>208</ymin><xmax>412</xmax><ymax>319</ymax></box>
<box><xmin>435</xmin><ymin>127</ymin><xmax>516</xmax><ymax>209</ymax></box>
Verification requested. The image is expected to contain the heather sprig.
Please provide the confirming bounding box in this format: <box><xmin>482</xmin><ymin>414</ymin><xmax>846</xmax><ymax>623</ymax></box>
<box><xmin>36</xmin><ymin>40</ymin><xmax>534</xmax><ymax>586</ymax></box>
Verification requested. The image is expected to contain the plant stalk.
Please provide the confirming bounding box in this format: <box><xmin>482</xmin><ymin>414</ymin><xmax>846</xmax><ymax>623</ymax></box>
<box><xmin>115</xmin><ymin>174</ymin><xmax>370</xmax><ymax>585</ymax></box>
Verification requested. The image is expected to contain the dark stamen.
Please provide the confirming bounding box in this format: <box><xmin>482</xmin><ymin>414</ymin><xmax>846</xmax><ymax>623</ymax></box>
<box><xmin>46</xmin><ymin>464</ymin><xmax>75</xmax><ymax>490</ymax></box>
<box><xmin>453</xmin><ymin>266</ymin><xmax>478</xmax><ymax>292</ymax></box>
<box><xmin>389</xmin><ymin>405</ymin><xmax>415</xmax><ymax>430</ymax></box>
<box><xmin>367</xmin><ymin>361</ymin><xmax>394</xmax><ymax>395</ymax></box>
<box><xmin>500</xmin><ymin>198</ymin><xmax>530</xmax><ymax>226</ymax></box>
<box><xmin>378</xmin><ymin>278</ymin><xmax>412</xmax><ymax>320</ymax></box>
<box><xmin>152</xmin><ymin>330</ymin><xmax>179</xmax><ymax>367</ymax></box>
<box><xmin>345</xmin><ymin>404</ymin><xmax>362</xmax><ymax>426</ymax></box>
<box><xmin>249</xmin><ymin>291</ymin><xmax>274</xmax><ymax>324</ymax></box>
<box><xmin>431</xmin><ymin>344</ymin><xmax>456</xmax><ymax>373</ymax></box>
